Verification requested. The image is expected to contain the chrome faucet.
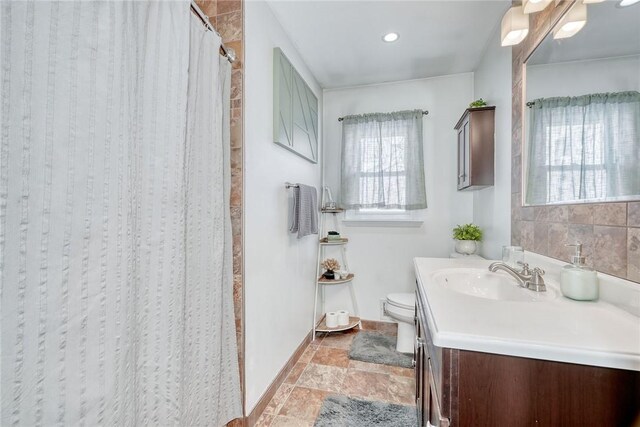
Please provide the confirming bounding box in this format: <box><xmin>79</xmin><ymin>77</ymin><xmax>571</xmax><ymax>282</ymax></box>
<box><xmin>488</xmin><ymin>261</ymin><xmax>547</xmax><ymax>292</ymax></box>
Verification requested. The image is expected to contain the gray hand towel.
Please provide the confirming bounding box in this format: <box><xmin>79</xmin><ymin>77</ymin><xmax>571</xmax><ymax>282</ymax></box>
<box><xmin>289</xmin><ymin>184</ymin><xmax>318</xmax><ymax>239</ymax></box>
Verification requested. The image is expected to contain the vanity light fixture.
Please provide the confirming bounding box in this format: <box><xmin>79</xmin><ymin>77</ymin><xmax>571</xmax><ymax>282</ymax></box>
<box><xmin>522</xmin><ymin>0</ymin><xmax>553</xmax><ymax>14</ymax></box>
<box><xmin>619</xmin><ymin>0</ymin><xmax>640</xmax><ymax>6</ymax></box>
<box><xmin>500</xmin><ymin>6</ymin><xmax>529</xmax><ymax>46</ymax></box>
<box><xmin>553</xmin><ymin>2</ymin><xmax>587</xmax><ymax>39</ymax></box>
<box><xmin>382</xmin><ymin>32</ymin><xmax>399</xmax><ymax>43</ymax></box>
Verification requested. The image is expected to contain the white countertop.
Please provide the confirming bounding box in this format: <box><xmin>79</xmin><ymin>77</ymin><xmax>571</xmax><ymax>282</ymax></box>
<box><xmin>414</xmin><ymin>256</ymin><xmax>640</xmax><ymax>371</ymax></box>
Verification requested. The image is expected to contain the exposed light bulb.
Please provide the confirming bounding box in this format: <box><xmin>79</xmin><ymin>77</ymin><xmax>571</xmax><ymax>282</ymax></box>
<box><xmin>619</xmin><ymin>0</ymin><xmax>640</xmax><ymax>6</ymax></box>
<box><xmin>382</xmin><ymin>33</ymin><xmax>399</xmax><ymax>43</ymax></box>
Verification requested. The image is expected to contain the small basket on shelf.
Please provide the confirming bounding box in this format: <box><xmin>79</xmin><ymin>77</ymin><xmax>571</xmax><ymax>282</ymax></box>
<box><xmin>327</xmin><ymin>231</ymin><xmax>341</xmax><ymax>241</ymax></box>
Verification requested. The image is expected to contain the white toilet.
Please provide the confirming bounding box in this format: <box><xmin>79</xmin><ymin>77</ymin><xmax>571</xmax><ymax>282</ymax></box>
<box><xmin>384</xmin><ymin>292</ymin><xmax>416</xmax><ymax>354</ymax></box>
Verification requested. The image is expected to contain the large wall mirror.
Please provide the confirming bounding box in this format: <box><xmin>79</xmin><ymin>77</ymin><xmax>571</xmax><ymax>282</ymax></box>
<box><xmin>523</xmin><ymin>2</ymin><xmax>640</xmax><ymax>206</ymax></box>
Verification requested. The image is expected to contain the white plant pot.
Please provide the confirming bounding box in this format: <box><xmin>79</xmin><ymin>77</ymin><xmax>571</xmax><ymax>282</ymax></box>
<box><xmin>455</xmin><ymin>240</ymin><xmax>478</xmax><ymax>255</ymax></box>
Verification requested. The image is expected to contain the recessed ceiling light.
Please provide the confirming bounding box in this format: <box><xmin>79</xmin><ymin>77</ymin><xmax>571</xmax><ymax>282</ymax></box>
<box><xmin>382</xmin><ymin>32</ymin><xmax>399</xmax><ymax>43</ymax></box>
<box><xmin>619</xmin><ymin>0</ymin><xmax>640</xmax><ymax>6</ymax></box>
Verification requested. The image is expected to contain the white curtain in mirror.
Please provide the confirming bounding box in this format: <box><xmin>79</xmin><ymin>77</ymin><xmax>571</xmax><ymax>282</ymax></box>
<box><xmin>526</xmin><ymin>91</ymin><xmax>640</xmax><ymax>205</ymax></box>
<box><xmin>1</xmin><ymin>1</ymin><xmax>241</xmax><ymax>425</ymax></box>
<box><xmin>341</xmin><ymin>110</ymin><xmax>427</xmax><ymax>210</ymax></box>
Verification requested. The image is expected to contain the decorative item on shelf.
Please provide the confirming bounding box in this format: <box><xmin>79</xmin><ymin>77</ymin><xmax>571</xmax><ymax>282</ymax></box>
<box><xmin>469</xmin><ymin>98</ymin><xmax>488</xmax><ymax>108</ymax></box>
<box><xmin>327</xmin><ymin>231</ymin><xmax>341</xmax><ymax>241</ymax></box>
<box><xmin>321</xmin><ymin>258</ymin><xmax>341</xmax><ymax>279</ymax></box>
<box><xmin>322</xmin><ymin>186</ymin><xmax>337</xmax><ymax>210</ymax></box>
<box><xmin>452</xmin><ymin>223</ymin><xmax>483</xmax><ymax>255</ymax></box>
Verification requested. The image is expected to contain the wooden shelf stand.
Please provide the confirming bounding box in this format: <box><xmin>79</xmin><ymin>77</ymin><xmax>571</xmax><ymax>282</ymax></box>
<box><xmin>313</xmin><ymin>208</ymin><xmax>360</xmax><ymax>338</ymax></box>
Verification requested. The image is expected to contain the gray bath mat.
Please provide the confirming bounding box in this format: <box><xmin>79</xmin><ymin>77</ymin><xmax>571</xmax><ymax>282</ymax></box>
<box><xmin>349</xmin><ymin>331</ymin><xmax>413</xmax><ymax>368</ymax></box>
<box><xmin>314</xmin><ymin>395</ymin><xmax>417</xmax><ymax>427</ymax></box>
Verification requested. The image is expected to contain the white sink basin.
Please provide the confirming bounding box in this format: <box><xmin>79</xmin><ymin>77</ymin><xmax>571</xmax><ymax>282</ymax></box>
<box><xmin>432</xmin><ymin>268</ymin><xmax>557</xmax><ymax>302</ymax></box>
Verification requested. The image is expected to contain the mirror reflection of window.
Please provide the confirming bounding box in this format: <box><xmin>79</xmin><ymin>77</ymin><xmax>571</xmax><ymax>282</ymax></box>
<box><xmin>526</xmin><ymin>92</ymin><xmax>640</xmax><ymax>205</ymax></box>
<box><xmin>524</xmin><ymin>1</ymin><xmax>640</xmax><ymax>206</ymax></box>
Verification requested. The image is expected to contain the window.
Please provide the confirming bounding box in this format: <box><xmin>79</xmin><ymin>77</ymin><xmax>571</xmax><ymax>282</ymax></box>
<box><xmin>525</xmin><ymin>92</ymin><xmax>640</xmax><ymax>205</ymax></box>
<box><xmin>340</xmin><ymin>110</ymin><xmax>427</xmax><ymax>220</ymax></box>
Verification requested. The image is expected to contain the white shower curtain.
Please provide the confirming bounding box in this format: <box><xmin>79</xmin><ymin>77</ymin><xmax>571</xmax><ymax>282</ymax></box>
<box><xmin>1</xmin><ymin>1</ymin><xmax>241</xmax><ymax>425</ymax></box>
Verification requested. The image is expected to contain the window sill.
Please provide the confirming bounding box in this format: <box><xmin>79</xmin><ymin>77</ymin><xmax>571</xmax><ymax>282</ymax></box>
<box><xmin>342</xmin><ymin>219</ymin><xmax>424</xmax><ymax>228</ymax></box>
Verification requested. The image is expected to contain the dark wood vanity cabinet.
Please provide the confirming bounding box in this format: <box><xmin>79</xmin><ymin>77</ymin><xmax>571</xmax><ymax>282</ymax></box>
<box><xmin>414</xmin><ymin>288</ymin><xmax>640</xmax><ymax>427</ymax></box>
<box><xmin>454</xmin><ymin>106</ymin><xmax>495</xmax><ymax>191</ymax></box>
<box><xmin>414</xmin><ymin>291</ymin><xmax>453</xmax><ymax>427</ymax></box>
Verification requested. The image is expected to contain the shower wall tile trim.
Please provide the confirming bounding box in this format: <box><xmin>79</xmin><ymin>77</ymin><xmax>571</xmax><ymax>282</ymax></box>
<box><xmin>195</xmin><ymin>1</ymin><xmax>246</xmax><ymax>425</ymax></box>
<box><xmin>510</xmin><ymin>0</ymin><xmax>639</xmax><ymax>283</ymax></box>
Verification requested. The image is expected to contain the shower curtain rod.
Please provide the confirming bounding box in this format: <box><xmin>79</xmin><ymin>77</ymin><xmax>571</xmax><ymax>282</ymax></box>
<box><xmin>190</xmin><ymin>1</ymin><xmax>236</xmax><ymax>63</ymax></box>
<box><xmin>337</xmin><ymin>109</ymin><xmax>429</xmax><ymax>122</ymax></box>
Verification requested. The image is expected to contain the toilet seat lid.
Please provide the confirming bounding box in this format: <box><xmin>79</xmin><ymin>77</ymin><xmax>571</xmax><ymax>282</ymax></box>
<box><xmin>387</xmin><ymin>293</ymin><xmax>415</xmax><ymax>309</ymax></box>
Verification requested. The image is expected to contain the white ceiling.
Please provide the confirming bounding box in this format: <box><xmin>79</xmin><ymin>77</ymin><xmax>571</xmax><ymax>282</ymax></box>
<box><xmin>265</xmin><ymin>0</ymin><xmax>511</xmax><ymax>89</ymax></box>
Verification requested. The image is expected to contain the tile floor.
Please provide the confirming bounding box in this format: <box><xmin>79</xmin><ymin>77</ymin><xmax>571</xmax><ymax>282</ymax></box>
<box><xmin>254</xmin><ymin>327</ymin><xmax>416</xmax><ymax>427</ymax></box>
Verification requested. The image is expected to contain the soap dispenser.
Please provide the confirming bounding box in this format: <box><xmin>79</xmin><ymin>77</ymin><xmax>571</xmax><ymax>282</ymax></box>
<box><xmin>560</xmin><ymin>243</ymin><xmax>599</xmax><ymax>301</ymax></box>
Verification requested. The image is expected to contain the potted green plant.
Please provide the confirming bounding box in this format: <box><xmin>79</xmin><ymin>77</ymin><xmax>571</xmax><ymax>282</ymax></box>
<box><xmin>469</xmin><ymin>98</ymin><xmax>488</xmax><ymax>108</ymax></box>
<box><xmin>452</xmin><ymin>223</ymin><xmax>483</xmax><ymax>255</ymax></box>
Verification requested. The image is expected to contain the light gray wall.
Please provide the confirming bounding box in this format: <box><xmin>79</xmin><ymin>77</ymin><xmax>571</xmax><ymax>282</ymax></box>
<box><xmin>527</xmin><ymin>55</ymin><xmax>640</xmax><ymax>100</ymax></box>
<box><xmin>244</xmin><ymin>0</ymin><xmax>322</xmax><ymax>413</ymax></box>
<box><xmin>472</xmin><ymin>25</ymin><xmax>512</xmax><ymax>260</ymax></box>
<box><xmin>322</xmin><ymin>74</ymin><xmax>475</xmax><ymax>320</ymax></box>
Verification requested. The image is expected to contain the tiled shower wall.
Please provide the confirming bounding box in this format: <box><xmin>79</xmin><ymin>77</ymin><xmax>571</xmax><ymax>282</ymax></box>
<box><xmin>510</xmin><ymin>0</ymin><xmax>640</xmax><ymax>283</ymax></box>
<box><xmin>195</xmin><ymin>0</ymin><xmax>245</xmax><ymax>424</ymax></box>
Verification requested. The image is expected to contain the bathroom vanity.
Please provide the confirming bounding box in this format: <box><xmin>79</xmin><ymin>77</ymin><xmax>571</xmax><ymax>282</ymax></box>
<box><xmin>413</xmin><ymin>257</ymin><xmax>640</xmax><ymax>427</ymax></box>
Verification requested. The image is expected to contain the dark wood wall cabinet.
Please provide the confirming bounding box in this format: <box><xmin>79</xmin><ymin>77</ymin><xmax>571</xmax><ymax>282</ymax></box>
<box><xmin>454</xmin><ymin>106</ymin><xmax>495</xmax><ymax>191</ymax></box>
<box><xmin>414</xmin><ymin>288</ymin><xmax>640</xmax><ymax>427</ymax></box>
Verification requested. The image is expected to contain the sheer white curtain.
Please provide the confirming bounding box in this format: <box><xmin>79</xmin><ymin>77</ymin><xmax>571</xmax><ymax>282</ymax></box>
<box><xmin>340</xmin><ymin>110</ymin><xmax>427</xmax><ymax>210</ymax></box>
<box><xmin>1</xmin><ymin>2</ymin><xmax>241</xmax><ymax>425</ymax></box>
<box><xmin>182</xmin><ymin>12</ymin><xmax>241</xmax><ymax>427</ymax></box>
<box><xmin>526</xmin><ymin>91</ymin><xmax>640</xmax><ymax>205</ymax></box>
